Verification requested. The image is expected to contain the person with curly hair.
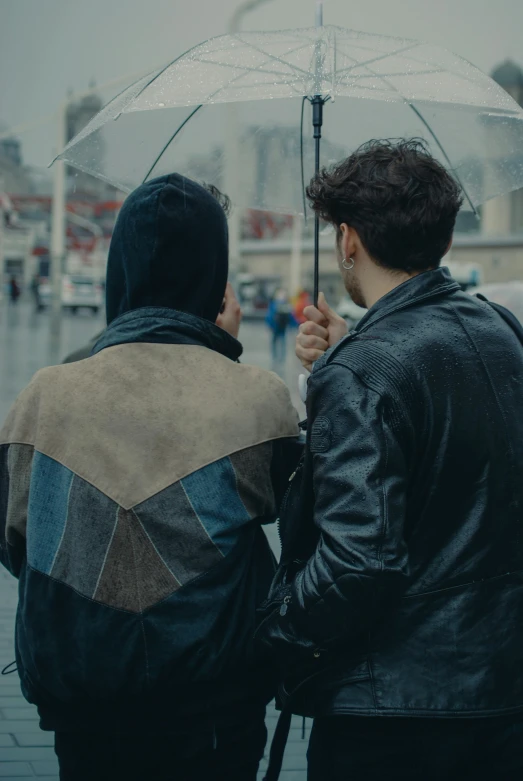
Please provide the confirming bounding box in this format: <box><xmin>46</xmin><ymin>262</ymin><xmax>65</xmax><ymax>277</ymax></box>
<box><xmin>258</xmin><ymin>140</ymin><xmax>523</xmax><ymax>780</ymax></box>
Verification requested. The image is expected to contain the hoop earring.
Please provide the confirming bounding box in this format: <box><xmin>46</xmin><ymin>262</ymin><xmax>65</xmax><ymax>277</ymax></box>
<box><xmin>342</xmin><ymin>256</ymin><xmax>355</xmax><ymax>271</ymax></box>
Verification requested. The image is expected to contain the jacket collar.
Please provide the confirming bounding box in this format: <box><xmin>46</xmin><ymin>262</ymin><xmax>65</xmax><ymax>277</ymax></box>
<box><xmin>354</xmin><ymin>266</ymin><xmax>461</xmax><ymax>334</ymax></box>
<box><xmin>92</xmin><ymin>307</ymin><xmax>243</xmax><ymax>362</ymax></box>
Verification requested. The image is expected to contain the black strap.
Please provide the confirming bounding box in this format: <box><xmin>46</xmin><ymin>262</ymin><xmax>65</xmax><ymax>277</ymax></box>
<box><xmin>263</xmin><ymin>709</ymin><xmax>293</xmax><ymax>781</ymax></box>
<box><xmin>476</xmin><ymin>295</ymin><xmax>523</xmax><ymax>347</ymax></box>
<box><xmin>1</xmin><ymin>661</ymin><xmax>17</xmax><ymax>675</ymax></box>
<box><xmin>262</xmin><ymin>665</ymin><xmax>328</xmax><ymax>781</ymax></box>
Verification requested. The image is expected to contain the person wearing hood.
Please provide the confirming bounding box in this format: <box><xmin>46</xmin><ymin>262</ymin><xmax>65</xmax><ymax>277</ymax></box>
<box><xmin>0</xmin><ymin>175</ymin><xmax>300</xmax><ymax>781</ymax></box>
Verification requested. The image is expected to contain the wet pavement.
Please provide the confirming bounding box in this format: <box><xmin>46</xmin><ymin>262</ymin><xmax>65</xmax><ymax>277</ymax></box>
<box><xmin>0</xmin><ymin>301</ymin><xmax>309</xmax><ymax>779</ymax></box>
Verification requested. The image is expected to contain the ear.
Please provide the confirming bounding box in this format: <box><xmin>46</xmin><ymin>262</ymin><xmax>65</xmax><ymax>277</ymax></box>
<box><xmin>444</xmin><ymin>238</ymin><xmax>453</xmax><ymax>257</ymax></box>
<box><xmin>339</xmin><ymin>223</ymin><xmax>359</xmax><ymax>259</ymax></box>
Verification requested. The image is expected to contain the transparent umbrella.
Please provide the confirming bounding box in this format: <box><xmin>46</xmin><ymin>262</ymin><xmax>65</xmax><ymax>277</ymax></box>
<box><xmin>55</xmin><ymin>20</ymin><xmax>523</xmax><ymax>299</ymax></box>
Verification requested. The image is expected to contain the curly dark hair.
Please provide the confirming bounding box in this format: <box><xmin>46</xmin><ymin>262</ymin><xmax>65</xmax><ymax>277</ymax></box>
<box><xmin>202</xmin><ymin>183</ymin><xmax>232</xmax><ymax>217</ymax></box>
<box><xmin>306</xmin><ymin>139</ymin><xmax>464</xmax><ymax>273</ymax></box>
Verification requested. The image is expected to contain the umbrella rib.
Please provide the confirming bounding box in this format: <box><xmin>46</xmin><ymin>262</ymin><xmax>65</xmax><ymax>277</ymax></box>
<box><xmin>334</xmin><ymin>42</ymin><xmax>485</xmax><ymax>90</ymax></box>
<box><xmin>332</xmin><ymin>38</ymin><xmax>420</xmax><ymax>61</ymax></box>
<box><xmin>189</xmin><ymin>37</ymin><xmax>312</xmax><ymax>78</ymax></box>
<box><xmin>138</xmin><ymin>41</ymin><xmax>310</xmax><ymax>180</ymax></box>
<box><xmin>407</xmin><ymin>102</ymin><xmax>478</xmax><ymax>214</ymax></box>
<box><xmin>129</xmin><ymin>32</ymin><xmax>308</xmax><ymax>107</ymax></box>
<box><xmin>195</xmin><ymin>35</ymin><xmax>314</xmax><ymax>82</ymax></box>
<box><xmin>334</xmin><ymin>41</ymin><xmax>492</xmax><ymax>96</ymax></box>
<box><xmin>335</xmin><ymin>45</ymin><xmax>479</xmax><ymax>213</ymax></box>
<box><xmin>56</xmin><ymin>68</ymin><xmax>165</xmax><ymax>157</ymax></box>
<box><xmin>186</xmin><ymin>55</ymin><xmax>303</xmax><ymax>82</ymax></box>
<box><xmin>233</xmin><ymin>34</ymin><xmax>314</xmax><ymax>80</ymax></box>
<box><xmin>347</xmin><ymin>68</ymin><xmax>446</xmax><ymax>82</ymax></box>
<box><xmin>333</xmin><ymin>43</ymin><xmax>419</xmax><ymax>80</ymax></box>
<box><xmin>186</xmin><ymin>40</ymin><xmax>311</xmax><ymax>100</ymax></box>
<box><xmin>130</xmin><ymin>44</ymin><xmax>307</xmax><ymax>114</ymax></box>
<box><xmin>58</xmin><ymin>158</ymin><xmax>133</xmax><ymax>194</ymax></box>
<box><xmin>141</xmin><ymin>105</ymin><xmax>204</xmax><ymax>184</ymax></box>
<box><xmin>200</xmin><ymin>71</ymin><xmax>304</xmax><ymax>101</ymax></box>
<box><xmin>130</xmin><ymin>32</ymin><xmax>312</xmax><ymax>106</ymax></box>
<box><xmin>332</xmin><ymin>29</ymin><xmax>337</xmax><ymax>95</ymax></box>
<box><xmin>130</xmin><ymin>40</ymin><xmax>212</xmax><ymax>105</ymax></box>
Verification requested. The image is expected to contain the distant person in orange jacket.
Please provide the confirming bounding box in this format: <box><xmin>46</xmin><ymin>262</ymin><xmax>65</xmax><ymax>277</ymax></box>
<box><xmin>293</xmin><ymin>289</ymin><xmax>312</xmax><ymax>325</ymax></box>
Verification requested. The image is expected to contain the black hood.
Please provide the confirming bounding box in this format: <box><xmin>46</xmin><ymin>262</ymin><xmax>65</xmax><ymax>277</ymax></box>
<box><xmin>105</xmin><ymin>174</ymin><xmax>229</xmax><ymax>325</ymax></box>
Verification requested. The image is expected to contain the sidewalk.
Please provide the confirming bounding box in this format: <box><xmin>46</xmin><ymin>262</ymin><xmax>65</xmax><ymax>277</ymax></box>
<box><xmin>0</xmin><ymin>568</ymin><xmax>58</xmax><ymax>779</ymax></box>
<box><xmin>0</xmin><ymin>567</ymin><xmax>309</xmax><ymax>779</ymax></box>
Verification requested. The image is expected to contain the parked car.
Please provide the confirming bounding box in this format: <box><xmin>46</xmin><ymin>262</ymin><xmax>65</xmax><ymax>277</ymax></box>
<box><xmin>469</xmin><ymin>282</ymin><xmax>523</xmax><ymax>325</ymax></box>
<box><xmin>39</xmin><ymin>275</ymin><xmax>103</xmax><ymax>315</ymax></box>
<box><xmin>336</xmin><ymin>295</ymin><xmax>367</xmax><ymax>329</ymax></box>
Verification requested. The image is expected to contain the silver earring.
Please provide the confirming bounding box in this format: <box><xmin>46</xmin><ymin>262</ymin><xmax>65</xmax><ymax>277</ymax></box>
<box><xmin>342</xmin><ymin>256</ymin><xmax>355</xmax><ymax>270</ymax></box>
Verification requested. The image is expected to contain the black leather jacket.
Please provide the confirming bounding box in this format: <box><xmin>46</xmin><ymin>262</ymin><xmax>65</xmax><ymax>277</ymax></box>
<box><xmin>257</xmin><ymin>267</ymin><xmax>523</xmax><ymax>719</ymax></box>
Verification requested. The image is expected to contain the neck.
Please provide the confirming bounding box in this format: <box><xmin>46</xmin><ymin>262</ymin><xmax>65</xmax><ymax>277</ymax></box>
<box><xmin>361</xmin><ymin>263</ymin><xmax>419</xmax><ymax>309</ymax></box>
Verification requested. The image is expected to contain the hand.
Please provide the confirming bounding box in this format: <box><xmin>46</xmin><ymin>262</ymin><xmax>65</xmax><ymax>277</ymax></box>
<box><xmin>296</xmin><ymin>293</ymin><xmax>348</xmax><ymax>371</ymax></box>
<box><xmin>216</xmin><ymin>282</ymin><xmax>242</xmax><ymax>339</ymax></box>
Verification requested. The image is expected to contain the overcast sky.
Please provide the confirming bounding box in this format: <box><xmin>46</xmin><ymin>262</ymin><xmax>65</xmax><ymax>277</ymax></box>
<box><xmin>1</xmin><ymin>0</ymin><xmax>522</xmax><ymax>166</ymax></box>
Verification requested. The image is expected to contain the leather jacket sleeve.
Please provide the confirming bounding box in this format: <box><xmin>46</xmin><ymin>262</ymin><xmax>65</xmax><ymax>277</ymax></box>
<box><xmin>260</xmin><ymin>360</ymin><xmax>410</xmax><ymax>659</ymax></box>
<box><xmin>270</xmin><ymin>435</ymin><xmax>305</xmax><ymax>510</ymax></box>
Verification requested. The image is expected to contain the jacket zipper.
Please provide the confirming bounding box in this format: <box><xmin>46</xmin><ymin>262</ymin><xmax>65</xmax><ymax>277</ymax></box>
<box><xmin>277</xmin><ymin>460</ymin><xmax>304</xmax><ymax>544</ymax></box>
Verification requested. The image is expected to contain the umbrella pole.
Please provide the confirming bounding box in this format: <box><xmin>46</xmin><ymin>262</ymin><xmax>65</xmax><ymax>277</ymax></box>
<box><xmin>312</xmin><ymin>95</ymin><xmax>325</xmax><ymax>307</ymax></box>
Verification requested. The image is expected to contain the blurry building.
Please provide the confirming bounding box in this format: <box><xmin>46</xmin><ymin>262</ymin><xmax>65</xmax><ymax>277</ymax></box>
<box><xmin>0</xmin><ymin>193</ymin><xmax>36</xmax><ymax>289</ymax></box>
<box><xmin>0</xmin><ymin>140</ymin><xmax>36</xmax><ymax>288</ymax></box>
<box><xmin>0</xmin><ymin>85</ymin><xmax>121</xmax><ymax>287</ymax></box>
<box><xmin>0</xmin><ymin>137</ymin><xmax>32</xmax><ymax>194</ymax></box>
<box><xmin>65</xmin><ymin>83</ymin><xmax>120</xmax><ymax>202</ymax></box>
<box><xmin>482</xmin><ymin>60</ymin><xmax>523</xmax><ymax>235</ymax></box>
<box><xmin>185</xmin><ymin>124</ymin><xmax>345</xmax><ymax>240</ymax></box>
<box><xmin>493</xmin><ymin>60</ymin><xmax>523</xmax><ymax>106</ymax></box>
<box><xmin>237</xmin><ymin>233</ymin><xmax>523</xmax><ymax>302</ymax></box>
<box><xmin>65</xmin><ymin>86</ymin><xmax>105</xmax><ymax>199</ymax></box>
<box><xmin>186</xmin><ymin>147</ymin><xmax>222</xmax><ymax>191</ymax></box>
<box><xmin>240</xmin><ymin>125</ymin><xmax>345</xmax><ymax>215</ymax></box>
<box><xmin>0</xmin><ymin>137</ymin><xmax>22</xmax><ymax>167</ymax></box>
<box><xmin>66</xmin><ymin>87</ymin><xmax>102</xmax><ymax>142</ymax></box>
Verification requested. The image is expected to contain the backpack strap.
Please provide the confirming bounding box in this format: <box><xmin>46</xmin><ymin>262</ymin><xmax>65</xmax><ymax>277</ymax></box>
<box><xmin>476</xmin><ymin>294</ymin><xmax>523</xmax><ymax>347</ymax></box>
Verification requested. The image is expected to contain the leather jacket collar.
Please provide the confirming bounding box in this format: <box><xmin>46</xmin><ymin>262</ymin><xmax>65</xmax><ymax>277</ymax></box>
<box><xmin>354</xmin><ymin>266</ymin><xmax>461</xmax><ymax>335</ymax></box>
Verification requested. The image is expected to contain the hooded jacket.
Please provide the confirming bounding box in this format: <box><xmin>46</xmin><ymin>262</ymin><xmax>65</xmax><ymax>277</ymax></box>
<box><xmin>0</xmin><ymin>174</ymin><xmax>299</xmax><ymax>732</ymax></box>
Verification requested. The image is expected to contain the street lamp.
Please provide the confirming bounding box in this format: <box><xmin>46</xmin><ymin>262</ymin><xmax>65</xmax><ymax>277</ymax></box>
<box><xmin>229</xmin><ymin>0</ymin><xmax>275</xmax><ymax>34</ymax></box>
<box><xmin>47</xmin><ymin>71</ymin><xmax>148</xmax><ymax>337</ymax></box>
<box><xmin>225</xmin><ymin>0</ymin><xmax>275</xmax><ymax>278</ymax></box>
<box><xmin>49</xmin><ymin>102</ymin><xmax>67</xmax><ymax>336</ymax></box>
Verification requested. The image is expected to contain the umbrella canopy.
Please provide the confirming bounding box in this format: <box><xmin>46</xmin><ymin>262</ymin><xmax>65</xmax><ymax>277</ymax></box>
<box><xmin>56</xmin><ymin>25</ymin><xmax>523</xmax><ymax>215</ymax></box>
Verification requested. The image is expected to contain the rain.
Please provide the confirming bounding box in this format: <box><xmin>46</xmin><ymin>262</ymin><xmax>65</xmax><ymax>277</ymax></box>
<box><xmin>2</xmin><ymin>1</ymin><xmax>523</xmax><ymax>779</ymax></box>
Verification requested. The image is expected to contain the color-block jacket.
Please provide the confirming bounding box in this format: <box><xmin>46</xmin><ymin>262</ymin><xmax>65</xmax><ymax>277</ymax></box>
<box><xmin>0</xmin><ymin>308</ymin><xmax>300</xmax><ymax>732</ymax></box>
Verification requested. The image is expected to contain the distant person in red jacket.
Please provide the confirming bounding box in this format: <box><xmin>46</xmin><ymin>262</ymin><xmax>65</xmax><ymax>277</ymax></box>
<box><xmin>293</xmin><ymin>289</ymin><xmax>312</xmax><ymax>325</ymax></box>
